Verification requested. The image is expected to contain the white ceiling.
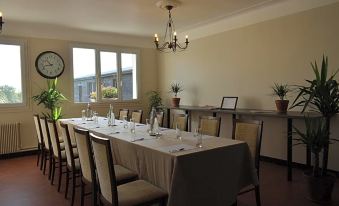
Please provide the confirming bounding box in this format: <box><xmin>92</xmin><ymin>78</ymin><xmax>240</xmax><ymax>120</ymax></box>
<box><xmin>0</xmin><ymin>0</ymin><xmax>281</xmax><ymax>37</ymax></box>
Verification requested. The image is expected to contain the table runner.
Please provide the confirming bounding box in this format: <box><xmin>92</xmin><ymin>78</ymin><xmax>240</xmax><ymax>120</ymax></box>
<box><xmin>63</xmin><ymin>117</ymin><xmax>258</xmax><ymax>206</ymax></box>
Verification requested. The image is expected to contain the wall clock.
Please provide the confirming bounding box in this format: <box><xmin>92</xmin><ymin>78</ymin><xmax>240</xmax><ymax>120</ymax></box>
<box><xmin>35</xmin><ymin>51</ymin><xmax>65</xmax><ymax>79</ymax></box>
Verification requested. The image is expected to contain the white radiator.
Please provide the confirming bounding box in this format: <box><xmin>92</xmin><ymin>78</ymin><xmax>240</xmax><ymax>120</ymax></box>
<box><xmin>0</xmin><ymin>122</ymin><xmax>20</xmax><ymax>154</ymax></box>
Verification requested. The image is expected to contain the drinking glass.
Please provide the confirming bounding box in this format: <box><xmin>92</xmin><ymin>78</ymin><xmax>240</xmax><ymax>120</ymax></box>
<box><xmin>93</xmin><ymin>112</ymin><xmax>98</xmax><ymax>124</ymax></box>
<box><xmin>146</xmin><ymin>119</ymin><xmax>150</xmax><ymax>133</ymax></box>
<box><xmin>129</xmin><ymin>119</ymin><xmax>136</xmax><ymax>140</ymax></box>
<box><xmin>81</xmin><ymin>110</ymin><xmax>86</xmax><ymax>121</ymax></box>
<box><xmin>195</xmin><ymin>128</ymin><xmax>203</xmax><ymax>148</ymax></box>
<box><xmin>175</xmin><ymin>123</ymin><xmax>182</xmax><ymax>140</ymax></box>
<box><xmin>123</xmin><ymin>116</ymin><xmax>128</xmax><ymax>129</ymax></box>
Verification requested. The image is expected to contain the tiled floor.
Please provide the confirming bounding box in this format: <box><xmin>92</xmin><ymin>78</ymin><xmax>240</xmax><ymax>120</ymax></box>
<box><xmin>0</xmin><ymin>155</ymin><xmax>338</xmax><ymax>206</ymax></box>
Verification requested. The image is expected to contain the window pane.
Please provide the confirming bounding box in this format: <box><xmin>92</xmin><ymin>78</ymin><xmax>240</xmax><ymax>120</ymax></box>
<box><xmin>0</xmin><ymin>44</ymin><xmax>22</xmax><ymax>104</ymax></box>
<box><xmin>100</xmin><ymin>52</ymin><xmax>118</xmax><ymax>100</ymax></box>
<box><xmin>73</xmin><ymin>48</ymin><xmax>96</xmax><ymax>102</ymax></box>
<box><xmin>121</xmin><ymin>53</ymin><xmax>137</xmax><ymax>100</ymax></box>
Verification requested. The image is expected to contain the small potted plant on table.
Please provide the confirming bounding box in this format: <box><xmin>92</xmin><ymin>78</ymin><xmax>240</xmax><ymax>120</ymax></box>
<box><xmin>272</xmin><ymin>83</ymin><xmax>290</xmax><ymax>113</ymax></box>
<box><xmin>170</xmin><ymin>82</ymin><xmax>183</xmax><ymax>107</ymax></box>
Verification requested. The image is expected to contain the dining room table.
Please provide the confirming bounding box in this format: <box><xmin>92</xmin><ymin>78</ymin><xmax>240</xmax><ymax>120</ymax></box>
<box><xmin>62</xmin><ymin>117</ymin><xmax>258</xmax><ymax>206</ymax></box>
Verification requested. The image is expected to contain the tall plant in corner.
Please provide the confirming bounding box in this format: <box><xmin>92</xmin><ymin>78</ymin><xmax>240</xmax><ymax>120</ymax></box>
<box><xmin>290</xmin><ymin>55</ymin><xmax>339</xmax><ymax>175</ymax></box>
<box><xmin>33</xmin><ymin>78</ymin><xmax>67</xmax><ymax>120</ymax></box>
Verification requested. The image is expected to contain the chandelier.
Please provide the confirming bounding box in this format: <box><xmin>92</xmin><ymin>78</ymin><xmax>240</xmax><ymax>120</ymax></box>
<box><xmin>154</xmin><ymin>1</ymin><xmax>189</xmax><ymax>52</ymax></box>
<box><xmin>0</xmin><ymin>12</ymin><xmax>4</xmax><ymax>33</ymax></box>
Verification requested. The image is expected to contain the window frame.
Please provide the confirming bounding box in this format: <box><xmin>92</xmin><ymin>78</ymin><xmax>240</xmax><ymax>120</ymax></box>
<box><xmin>70</xmin><ymin>43</ymin><xmax>140</xmax><ymax>104</ymax></box>
<box><xmin>0</xmin><ymin>37</ymin><xmax>27</xmax><ymax>108</ymax></box>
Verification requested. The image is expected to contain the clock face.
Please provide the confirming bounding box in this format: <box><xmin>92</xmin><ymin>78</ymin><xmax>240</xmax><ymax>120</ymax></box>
<box><xmin>35</xmin><ymin>51</ymin><xmax>65</xmax><ymax>79</ymax></box>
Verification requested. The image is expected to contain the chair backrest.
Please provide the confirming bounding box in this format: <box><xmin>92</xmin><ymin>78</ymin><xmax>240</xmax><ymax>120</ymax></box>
<box><xmin>73</xmin><ymin>127</ymin><xmax>95</xmax><ymax>183</ymax></box>
<box><xmin>33</xmin><ymin>114</ymin><xmax>43</xmax><ymax>144</ymax></box>
<box><xmin>59</xmin><ymin>122</ymin><xmax>76</xmax><ymax>168</ymax></box>
<box><xmin>232</xmin><ymin>119</ymin><xmax>263</xmax><ymax>174</ymax></box>
<box><xmin>131</xmin><ymin>110</ymin><xmax>143</xmax><ymax>123</ymax></box>
<box><xmin>47</xmin><ymin>119</ymin><xmax>62</xmax><ymax>158</ymax></box>
<box><xmin>90</xmin><ymin>133</ymin><xmax>118</xmax><ymax>205</ymax></box>
<box><xmin>40</xmin><ymin>117</ymin><xmax>51</xmax><ymax>150</ymax></box>
<box><xmin>172</xmin><ymin>114</ymin><xmax>188</xmax><ymax>131</ymax></box>
<box><xmin>119</xmin><ymin>109</ymin><xmax>129</xmax><ymax>120</ymax></box>
<box><xmin>156</xmin><ymin>111</ymin><xmax>164</xmax><ymax>127</ymax></box>
<box><xmin>199</xmin><ymin>116</ymin><xmax>221</xmax><ymax>137</ymax></box>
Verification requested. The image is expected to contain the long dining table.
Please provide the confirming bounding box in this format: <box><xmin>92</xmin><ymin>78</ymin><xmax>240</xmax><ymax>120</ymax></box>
<box><xmin>62</xmin><ymin>117</ymin><xmax>258</xmax><ymax>206</ymax></box>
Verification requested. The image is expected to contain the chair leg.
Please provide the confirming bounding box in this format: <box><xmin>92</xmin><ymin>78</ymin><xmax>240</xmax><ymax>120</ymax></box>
<box><xmin>43</xmin><ymin>151</ymin><xmax>48</xmax><ymax>175</ymax></box>
<box><xmin>57</xmin><ymin>159</ymin><xmax>63</xmax><ymax>192</ymax></box>
<box><xmin>40</xmin><ymin>146</ymin><xmax>45</xmax><ymax>170</ymax></box>
<box><xmin>51</xmin><ymin>158</ymin><xmax>56</xmax><ymax>185</ymax></box>
<box><xmin>71</xmin><ymin>170</ymin><xmax>76</xmax><ymax>206</ymax></box>
<box><xmin>49</xmin><ymin>154</ymin><xmax>53</xmax><ymax>180</ymax></box>
<box><xmin>80</xmin><ymin>180</ymin><xmax>85</xmax><ymax>206</ymax></box>
<box><xmin>36</xmin><ymin>143</ymin><xmax>40</xmax><ymax>166</ymax></box>
<box><xmin>92</xmin><ymin>179</ymin><xmax>98</xmax><ymax>206</ymax></box>
<box><xmin>255</xmin><ymin>185</ymin><xmax>261</xmax><ymax>206</ymax></box>
<box><xmin>65</xmin><ymin>167</ymin><xmax>70</xmax><ymax>199</ymax></box>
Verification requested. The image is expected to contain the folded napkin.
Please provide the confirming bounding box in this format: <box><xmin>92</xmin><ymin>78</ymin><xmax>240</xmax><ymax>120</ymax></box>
<box><xmin>159</xmin><ymin>144</ymin><xmax>196</xmax><ymax>153</ymax></box>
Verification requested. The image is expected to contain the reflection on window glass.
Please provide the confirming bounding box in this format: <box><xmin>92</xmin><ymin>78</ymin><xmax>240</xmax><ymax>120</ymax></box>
<box><xmin>100</xmin><ymin>52</ymin><xmax>118</xmax><ymax>100</ymax></box>
<box><xmin>0</xmin><ymin>44</ymin><xmax>23</xmax><ymax>104</ymax></box>
<box><xmin>73</xmin><ymin>48</ymin><xmax>96</xmax><ymax>102</ymax></box>
<box><xmin>121</xmin><ymin>53</ymin><xmax>137</xmax><ymax>100</ymax></box>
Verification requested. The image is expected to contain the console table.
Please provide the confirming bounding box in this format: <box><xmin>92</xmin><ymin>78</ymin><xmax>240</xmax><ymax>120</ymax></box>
<box><xmin>166</xmin><ymin>105</ymin><xmax>320</xmax><ymax>181</ymax></box>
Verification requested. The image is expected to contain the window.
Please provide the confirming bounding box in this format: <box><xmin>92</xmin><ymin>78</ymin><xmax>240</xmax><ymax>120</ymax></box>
<box><xmin>72</xmin><ymin>45</ymin><xmax>139</xmax><ymax>103</ymax></box>
<box><xmin>0</xmin><ymin>40</ymin><xmax>25</xmax><ymax>105</ymax></box>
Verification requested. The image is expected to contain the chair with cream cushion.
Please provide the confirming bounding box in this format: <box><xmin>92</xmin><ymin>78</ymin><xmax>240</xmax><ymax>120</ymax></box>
<box><xmin>119</xmin><ymin>109</ymin><xmax>129</xmax><ymax>120</ymax></box>
<box><xmin>131</xmin><ymin>110</ymin><xmax>143</xmax><ymax>123</ymax></box>
<box><xmin>199</xmin><ymin>116</ymin><xmax>221</xmax><ymax>137</ymax></box>
<box><xmin>90</xmin><ymin>133</ymin><xmax>168</xmax><ymax>206</ymax></box>
<box><xmin>60</xmin><ymin>122</ymin><xmax>81</xmax><ymax>206</ymax></box>
<box><xmin>40</xmin><ymin>116</ymin><xmax>54</xmax><ymax>179</ymax></box>
<box><xmin>171</xmin><ymin>114</ymin><xmax>188</xmax><ymax>131</ymax></box>
<box><xmin>33</xmin><ymin>114</ymin><xmax>44</xmax><ymax>169</ymax></box>
<box><xmin>47</xmin><ymin>119</ymin><xmax>78</xmax><ymax>192</ymax></box>
<box><xmin>232</xmin><ymin>119</ymin><xmax>263</xmax><ymax>206</ymax></box>
<box><xmin>74</xmin><ymin>128</ymin><xmax>138</xmax><ymax>206</ymax></box>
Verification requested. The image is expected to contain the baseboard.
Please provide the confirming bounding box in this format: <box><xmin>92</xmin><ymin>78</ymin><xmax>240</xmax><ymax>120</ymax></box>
<box><xmin>260</xmin><ymin>155</ymin><xmax>339</xmax><ymax>178</ymax></box>
<box><xmin>0</xmin><ymin>149</ymin><xmax>38</xmax><ymax>160</ymax></box>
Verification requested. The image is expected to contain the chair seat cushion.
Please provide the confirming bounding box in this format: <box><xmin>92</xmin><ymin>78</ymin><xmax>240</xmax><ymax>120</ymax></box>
<box><xmin>114</xmin><ymin>165</ymin><xmax>138</xmax><ymax>185</ymax></box>
<box><xmin>118</xmin><ymin>180</ymin><xmax>167</xmax><ymax>206</ymax></box>
<box><xmin>68</xmin><ymin>158</ymin><xmax>81</xmax><ymax>170</ymax></box>
<box><xmin>61</xmin><ymin>148</ymin><xmax>79</xmax><ymax>160</ymax></box>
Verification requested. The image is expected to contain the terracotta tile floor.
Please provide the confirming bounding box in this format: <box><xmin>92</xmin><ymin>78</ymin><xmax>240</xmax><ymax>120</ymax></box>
<box><xmin>0</xmin><ymin>155</ymin><xmax>338</xmax><ymax>206</ymax></box>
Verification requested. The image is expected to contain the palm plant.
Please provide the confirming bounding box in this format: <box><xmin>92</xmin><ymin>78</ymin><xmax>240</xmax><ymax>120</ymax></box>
<box><xmin>170</xmin><ymin>82</ymin><xmax>184</xmax><ymax>97</ymax></box>
<box><xmin>32</xmin><ymin>78</ymin><xmax>67</xmax><ymax>120</ymax></box>
<box><xmin>146</xmin><ymin>91</ymin><xmax>163</xmax><ymax>112</ymax></box>
<box><xmin>272</xmin><ymin>83</ymin><xmax>289</xmax><ymax>100</ymax></box>
<box><xmin>291</xmin><ymin>55</ymin><xmax>339</xmax><ymax>175</ymax></box>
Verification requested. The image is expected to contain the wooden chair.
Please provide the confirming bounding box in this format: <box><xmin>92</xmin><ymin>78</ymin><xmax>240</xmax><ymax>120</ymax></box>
<box><xmin>90</xmin><ymin>133</ymin><xmax>168</xmax><ymax>206</ymax></box>
<box><xmin>232</xmin><ymin>119</ymin><xmax>263</xmax><ymax>206</ymax></box>
<box><xmin>39</xmin><ymin>117</ymin><xmax>54</xmax><ymax>179</ymax></box>
<box><xmin>119</xmin><ymin>109</ymin><xmax>129</xmax><ymax>120</ymax></box>
<box><xmin>74</xmin><ymin>128</ymin><xmax>138</xmax><ymax>206</ymax></box>
<box><xmin>171</xmin><ymin>114</ymin><xmax>188</xmax><ymax>131</ymax></box>
<box><xmin>199</xmin><ymin>116</ymin><xmax>221</xmax><ymax>137</ymax></box>
<box><xmin>131</xmin><ymin>110</ymin><xmax>143</xmax><ymax>123</ymax></box>
<box><xmin>33</xmin><ymin>114</ymin><xmax>44</xmax><ymax>170</ymax></box>
<box><xmin>60</xmin><ymin>122</ymin><xmax>81</xmax><ymax>206</ymax></box>
<box><xmin>47</xmin><ymin>119</ymin><xmax>78</xmax><ymax>192</ymax></box>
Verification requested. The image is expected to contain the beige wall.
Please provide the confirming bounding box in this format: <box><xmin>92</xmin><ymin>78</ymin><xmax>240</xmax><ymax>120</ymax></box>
<box><xmin>0</xmin><ymin>36</ymin><xmax>158</xmax><ymax>151</ymax></box>
<box><xmin>158</xmin><ymin>3</ymin><xmax>339</xmax><ymax>171</ymax></box>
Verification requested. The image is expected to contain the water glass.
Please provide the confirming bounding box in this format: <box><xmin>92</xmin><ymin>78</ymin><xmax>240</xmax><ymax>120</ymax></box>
<box><xmin>129</xmin><ymin>119</ymin><xmax>136</xmax><ymax>140</ymax></box>
<box><xmin>175</xmin><ymin>123</ymin><xmax>182</xmax><ymax>140</ymax></box>
<box><xmin>93</xmin><ymin>112</ymin><xmax>99</xmax><ymax>124</ymax></box>
<box><xmin>123</xmin><ymin>116</ymin><xmax>128</xmax><ymax>129</ymax></box>
<box><xmin>195</xmin><ymin>128</ymin><xmax>203</xmax><ymax>148</ymax></box>
<box><xmin>81</xmin><ymin>110</ymin><xmax>86</xmax><ymax>121</ymax></box>
<box><xmin>146</xmin><ymin>119</ymin><xmax>150</xmax><ymax>133</ymax></box>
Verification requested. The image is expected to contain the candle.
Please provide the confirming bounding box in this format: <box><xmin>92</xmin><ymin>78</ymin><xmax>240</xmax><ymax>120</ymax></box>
<box><xmin>156</xmin><ymin>37</ymin><xmax>159</xmax><ymax>42</ymax></box>
<box><xmin>154</xmin><ymin>33</ymin><xmax>158</xmax><ymax>38</ymax></box>
<box><xmin>0</xmin><ymin>12</ymin><xmax>2</xmax><ymax>22</ymax></box>
<box><xmin>174</xmin><ymin>31</ymin><xmax>177</xmax><ymax>36</ymax></box>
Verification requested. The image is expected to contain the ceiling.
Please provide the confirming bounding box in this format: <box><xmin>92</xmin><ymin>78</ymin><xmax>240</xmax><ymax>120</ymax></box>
<box><xmin>0</xmin><ymin>0</ymin><xmax>281</xmax><ymax>37</ymax></box>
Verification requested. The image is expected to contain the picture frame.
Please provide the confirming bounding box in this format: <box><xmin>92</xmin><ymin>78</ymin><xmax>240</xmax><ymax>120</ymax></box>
<box><xmin>220</xmin><ymin>97</ymin><xmax>238</xmax><ymax>110</ymax></box>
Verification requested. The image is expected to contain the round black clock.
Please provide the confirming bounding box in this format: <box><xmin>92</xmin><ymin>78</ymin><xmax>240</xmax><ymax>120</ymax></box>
<box><xmin>35</xmin><ymin>51</ymin><xmax>65</xmax><ymax>79</ymax></box>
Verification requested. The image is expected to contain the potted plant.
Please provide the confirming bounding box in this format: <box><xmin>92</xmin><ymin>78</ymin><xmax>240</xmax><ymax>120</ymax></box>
<box><xmin>102</xmin><ymin>86</ymin><xmax>118</xmax><ymax>100</ymax></box>
<box><xmin>291</xmin><ymin>55</ymin><xmax>339</xmax><ymax>203</ymax></box>
<box><xmin>272</xmin><ymin>83</ymin><xmax>290</xmax><ymax>113</ymax></box>
<box><xmin>89</xmin><ymin>92</ymin><xmax>96</xmax><ymax>102</ymax></box>
<box><xmin>293</xmin><ymin>117</ymin><xmax>338</xmax><ymax>203</ymax></box>
<box><xmin>146</xmin><ymin>91</ymin><xmax>163</xmax><ymax>113</ymax></box>
<box><xmin>170</xmin><ymin>82</ymin><xmax>183</xmax><ymax>107</ymax></box>
<box><xmin>32</xmin><ymin>78</ymin><xmax>67</xmax><ymax>120</ymax></box>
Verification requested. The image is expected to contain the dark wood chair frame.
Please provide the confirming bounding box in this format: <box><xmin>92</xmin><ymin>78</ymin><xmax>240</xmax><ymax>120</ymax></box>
<box><xmin>198</xmin><ymin>116</ymin><xmax>221</xmax><ymax>137</ymax></box>
<box><xmin>47</xmin><ymin>119</ymin><xmax>68</xmax><ymax>192</ymax></box>
<box><xmin>34</xmin><ymin>114</ymin><xmax>45</xmax><ymax>170</ymax></box>
<box><xmin>232</xmin><ymin>119</ymin><xmax>263</xmax><ymax>206</ymax></box>
<box><xmin>73</xmin><ymin>127</ymin><xmax>98</xmax><ymax>206</ymax></box>
<box><xmin>60</xmin><ymin>122</ymin><xmax>81</xmax><ymax>206</ymax></box>
<box><xmin>90</xmin><ymin>133</ymin><xmax>167</xmax><ymax>206</ymax></box>
<box><xmin>130</xmin><ymin>109</ymin><xmax>143</xmax><ymax>123</ymax></box>
<box><xmin>171</xmin><ymin>113</ymin><xmax>189</xmax><ymax>132</ymax></box>
<box><xmin>119</xmin><ymin>109</ymin><xmax>129</xmax><ymax>120</ymax></box>
<box><xmin>40</xmin><ymin>117</ymin><xmax>53</xmax><ymax>179</ymax></box>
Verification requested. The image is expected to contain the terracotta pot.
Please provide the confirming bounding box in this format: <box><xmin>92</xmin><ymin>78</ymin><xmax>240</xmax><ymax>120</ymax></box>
<box><xmin>171</xmin><ymin>97</ymin><xmax>181</xmax><ymax>107</ymax></box>
<box><xmin>304</xmin><ymin>171</ymin><xmax>336</xmax><ymax>204</ymax></box>
<box><xmin>275</xmin><ymin>100</ymin><xmax>289</xmax><ymax>113</ymax></box>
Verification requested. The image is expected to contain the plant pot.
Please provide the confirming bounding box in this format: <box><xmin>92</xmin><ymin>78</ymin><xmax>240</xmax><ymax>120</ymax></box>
<box><xmin>171</xmin><ymin>97</ymin><xmax>181</xmax><ymax>107</ymax></box>
<box><xmin>304</xmin><ymin>171</ymin><xmax>336</xmax><ymax>204</ymax></box>
<box><xmin>275</xmin><ymin>100</ymin><xmax>289</xmax><ymax>113</ymax></box>
<box><xmin>90</xmin><ymin>98</ymin><xmax>96</xmax><ymax>102</ymax></box>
